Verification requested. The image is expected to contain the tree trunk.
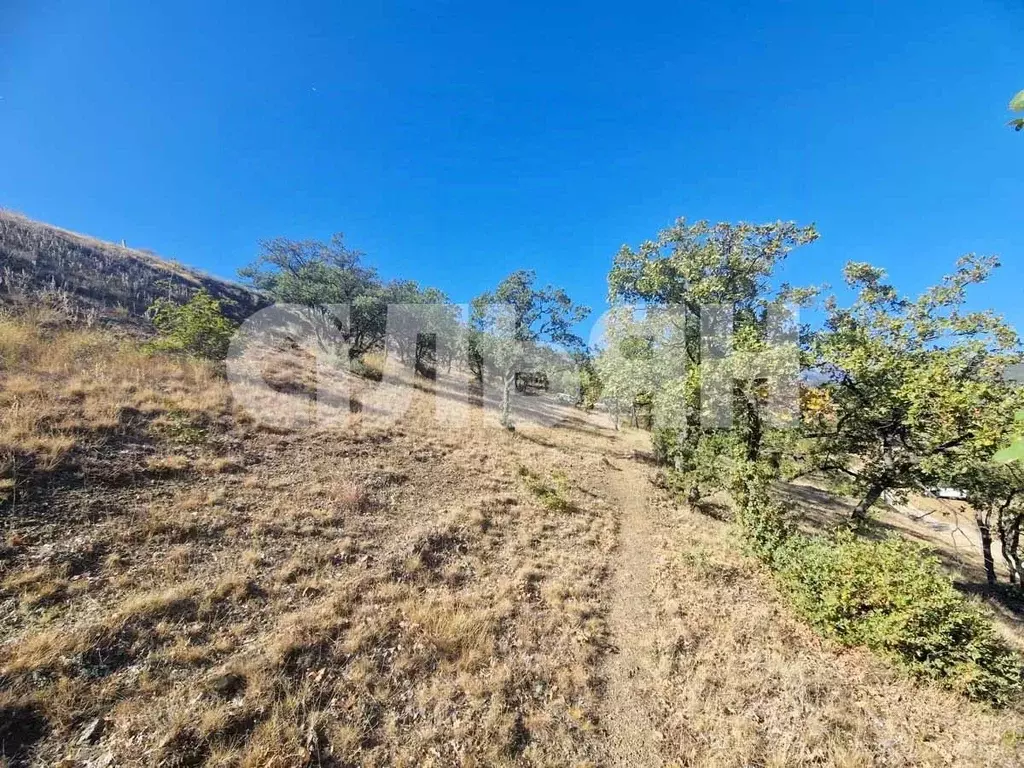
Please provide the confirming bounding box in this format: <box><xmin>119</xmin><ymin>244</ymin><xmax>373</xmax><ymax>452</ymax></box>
<box><xmin>851</xmin><ymin>483</ymin><xmax>884</xmax><ymax>522</ymax></box>
<box><xmin>745</xmin><ymin>400</ymin><xmax>762</xmax><ymax>463</ymax></box>
<box><xmin>975</xmin><ymin>511</ymin><xmax>997</xmax><ymax>585</ymax></box>
<box><xmin>997</xmin><ymin>511</ymin><xmax>1016</xmax><ymax>585</ymax></box>
<box><xmin>500</xmin><ymin>372</ymin><xmax>513</xmax><ymax>428</ymax></box>
<box><xmin>1006</xmin><ymin>514</ymin><xmax>1023</xmax><ymax>586</ymax></box>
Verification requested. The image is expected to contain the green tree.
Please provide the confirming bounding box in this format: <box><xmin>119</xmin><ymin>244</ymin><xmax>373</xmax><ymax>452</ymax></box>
<box><xmin>470</xmin><ymin>270</ymin><xmax>589</xmax><ymax>428</ymax></box>
<box><xmin>383</xmin><ymin>279</ymin><xmax>462</xmax><ymax>375</ymax></box>
<box><xmin>595</xmin><ymin>307</ymin><xmax>659</xmax><ymax>430</ymax></box>
<box><xmin>956</xmin><ymin>460</ymin><xmax>1024</xmax><ymax>586</ymax></box>
<box><xmin>1009</xmin><ymin>89</ymin><xmax>1024</xmax><ymax>132</ymax></box>
<box><xmin>607</xmin><ymin>219</ymin><xmax>818</xmax><ymax>485</ymax></box>
<box><xmin>147</xmin><ymin>289</ymin><xmax>236</xmax><ymax>360</ymax></box>
<box><xmin>806</xmin><ymin>256</ymin><xmax>1024</xmax><ymax>522</ymax></box>
<box><xmin>238</xmin><ymin>235</ymin><xmax>386</xmax><ymax>357</ymax></box>
<box><xmin>958</xmin><ymin>416</ymin><xmax>1024</xmax><ymax>587</ymax></box>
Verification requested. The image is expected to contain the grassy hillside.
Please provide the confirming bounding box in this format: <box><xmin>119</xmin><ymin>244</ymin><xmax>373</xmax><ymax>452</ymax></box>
<box><xmin>2</xmin><ymin>217</ymin><xmax>1024</xmax><ymax>766</ymax></box>
<box><xmin>0</xmin><ymin>211</ymin><xmax>266</xmax><ymax>329</ymax></box>
<box><xmin>1</xmin><ymin>313</ymin><xmax>1023</xmax><ymax>766</ymax></box>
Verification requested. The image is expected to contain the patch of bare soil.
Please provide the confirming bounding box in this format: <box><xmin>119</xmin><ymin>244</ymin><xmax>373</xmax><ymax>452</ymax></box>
<box><xmin>594</xmin><ymin>451</ymin><xmax>662</xmax><ymax>766</ymax></box>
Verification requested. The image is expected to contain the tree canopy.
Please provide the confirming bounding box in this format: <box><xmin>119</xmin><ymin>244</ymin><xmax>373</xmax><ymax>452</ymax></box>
<box><xmin>805</xmin><ymin>256</ymin><xmax>1024</xmax><ymax>520</ymax></box>
<box><xmin>470</xmin><ymin>270</ymin><xmax>589</xmax><ymax>427</ymax></box>
<box><xmin>1009</xmin><ymin>89</ymin><xmax>1024</xmax><ymax>132</ymax></box>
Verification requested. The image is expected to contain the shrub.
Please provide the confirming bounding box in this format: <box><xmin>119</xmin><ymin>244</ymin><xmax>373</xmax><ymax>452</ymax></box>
<box><xmin>146</xmin><ymin>290</ymin><xmax>235</xmax><ymax>360</ymax></box>
<box><xmin>729</xmin><ymin>461</ymin><xmax>1024</xmax><ymax>706</ymax></box>
<box><xmin>772</xmin><ymin>530</ymin><xmax>1023</xmax><ymax>704</ymax></box>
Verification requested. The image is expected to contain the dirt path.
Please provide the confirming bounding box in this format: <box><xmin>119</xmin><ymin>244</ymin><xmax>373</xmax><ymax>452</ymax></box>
<box><xmin>598</xmin><ymin>450</ymin><xmax>664</xmax><ymax>767</ymax></box>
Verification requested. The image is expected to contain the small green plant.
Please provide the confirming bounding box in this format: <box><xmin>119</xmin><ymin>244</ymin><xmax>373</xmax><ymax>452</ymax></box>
<box><xmin>518</xmin><ymin>466</ymin><xmax>576</xmax><ymax>513</ymax></box>
<box><xmin>153</xmin><ymin>409</ymin><xmax>208</xmax><ymax>445</ymax></box>
<box><xmin>146</xmin><ymin>290</ymin><xmax>235</xmax><ymax>360</ymax></box>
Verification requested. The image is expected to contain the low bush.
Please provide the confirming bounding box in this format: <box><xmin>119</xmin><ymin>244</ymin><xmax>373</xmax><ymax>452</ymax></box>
<box><xmin>147</xmin><ymin>289</ymin><xmax>235</xmax><ymax>360</ymax></box>
<box><xmin>729</xmin><ymin>463</ymin><xmax>1024</xmax><ymax>706</ymax></box>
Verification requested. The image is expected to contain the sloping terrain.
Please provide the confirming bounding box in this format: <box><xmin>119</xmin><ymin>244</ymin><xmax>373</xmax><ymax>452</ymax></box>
<box><xmin>0</xmin><ymin>211</ymin><xmax>266</xmax><ymax>328</ymax></box>
<box><xmin>2</xmin><ymin>316</ymin><xmax>1023</xmax><ymax>766</ymax></box>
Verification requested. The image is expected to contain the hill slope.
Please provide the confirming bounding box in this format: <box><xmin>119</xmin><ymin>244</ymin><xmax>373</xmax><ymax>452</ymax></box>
<box><xmin>1</xmin><ymin>315</ymin><xmax>1023</xmax><ymax>766</ymax></box>
<box><xmin>0</xmin><ymin>210</ymin><xmax>266</xmax><ymax>328</ymax></box>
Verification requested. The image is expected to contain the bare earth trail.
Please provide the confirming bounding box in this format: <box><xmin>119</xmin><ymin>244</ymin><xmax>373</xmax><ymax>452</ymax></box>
<box><xmin>597</xmin><ymin>448</ymin><xmax>665</xmax><ymax>767</ymax></box>
<box><xmin>536</xmin><ymin>414</ymin><xmax>669</xmax><ymax>766</ymax></box>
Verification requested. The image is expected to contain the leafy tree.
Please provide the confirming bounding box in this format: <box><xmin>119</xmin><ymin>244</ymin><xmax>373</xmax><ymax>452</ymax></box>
<box><xmin>1009</xmin><ymin>89</ymin><xmax>1024</xmax><ymax>132</ymax></box>
<box><xmin>576</xmin><ymin>352</ymin><xmax>603</xmax><ymax>409</ymax></box>
<box><xmin>956</xmin><ymin>460</ymin><xmax>1024</xmax><ymax>585</ymax></box>
<box><xmin>146</xmin><ymin>289</ymin><xmax>236</xmax><ymax>360</ymax></box>
<box><xmin>383</xmin><ymin>280</ymin><xmax>462</xmax><ymax>376</ymax></box>
<box><xmin>958</xmin><ymin>416</ymin><xmax>1024</xmax><ymax>587</ymax></box>
<box><xmin>238</xmin><ymin>235</ymin><xmax>386</xmax><ymax>357</ymax></box>
<box><xmin>607</xmin><ymin>219</ymin><xmax>818</xmax><ymax>484</ymax></box>
<box><xmin>595</xmin><ymin>307</ymin><xmax>660</xmax><ymax>430</ymax></box>
<box><xmin>806</xmin><ymin>256</ymin><xmax>1024</xmax><ymax>522</ymax></box>
<box><xmin>470</xmin><ymin>270</ymin><xmax>589</xmax><ymax>428</ymax></box>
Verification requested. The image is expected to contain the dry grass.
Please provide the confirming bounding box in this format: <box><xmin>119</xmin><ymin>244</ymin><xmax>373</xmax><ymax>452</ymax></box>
<box><xmin>2</xmin><ymin>313</ymin><xmax>1022</xmax><ymax>766</ymax></box>
<box><xmin>647</xmin><ymin>495</ymin><xmax>1024</xmax><ymax>766</ymax></box>
<box><xmin>0</xmin><ymin>312</ymin><xmax>229</xmax><ymax>503</ymax></box>
<box><xmin>0</xmin><ymin>315</ymin><xmax>616</xmax><ymax>765</ymax></box>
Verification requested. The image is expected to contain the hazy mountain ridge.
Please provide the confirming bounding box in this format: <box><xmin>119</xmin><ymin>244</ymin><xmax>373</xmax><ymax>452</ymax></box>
<box><xmin>0</xmin><ymin>210</ymin><xmax>267</xmax><ymax>328</ymax></box>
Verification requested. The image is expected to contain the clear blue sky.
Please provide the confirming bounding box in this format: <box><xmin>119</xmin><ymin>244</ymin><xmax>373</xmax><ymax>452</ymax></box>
<box><xmin>2</xmin><ymin>1</ymin><xmax>1022</xmax><ymax>333</ymax></box>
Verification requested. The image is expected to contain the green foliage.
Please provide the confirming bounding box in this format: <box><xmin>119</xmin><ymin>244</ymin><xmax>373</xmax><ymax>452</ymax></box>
<box><xmin>773</xmin><ymin>531</ymin><xmax>1022</xmax><ymax>705</ymax></box>
<box><xmin>239</xmin><ymin>235</ymin><xmax>458</xmax><ymax>363</ymax></box>
<box><xmin>994</xmin><ymin>410</ymin><xmax>1024</xmax><ymax>463</ymax></box>
<box><xmin>1009</xmin><ymin>90</ymin><xmax>1024</xmax><ymax>132</ymax></box>
<box><xmin>146</xmin><ymin>290</ymin><xmax>235</xmax><ymax>360</ymax></box>
<box><xmin>604</xmin><ymin>218</ymin><xmax>818</xmax><ymax>469</ymax></box>
<box><xmin>153</xmin><ymin>409</ymin><xmax>209</xmax><ymax>445</ymax></box>
<box><xmin>239</xmin><ymin>235</ymin><xmax>383</xmax><ymax>357</ymax></box>
<box><xmin>729</xmin><ymin>460</ymin><xmax>793</xmax><ymax>559</ymax></box>
<box><xmin>471</xmin><ymin>270</ymin><xmax>589</xmax><ymax>427</ymax></box>
<box><xmin>517</xmin><ymin>465</ymin><xmax>576</xmax><ymax>513</ymax></box>
<box><xmin>806</xmin><ymin>256</ymin><xmax>1024</xmax><ymax>520</ymax></box>
<box><xmin>955</xmin><ymin>455</ymin><xmax>1024</xmax><ymax>587</ymax></box>
<box><xmin>728</xmin><ymin>460</ymin><xmax>1024</xmax><ymax>706</ymax></box>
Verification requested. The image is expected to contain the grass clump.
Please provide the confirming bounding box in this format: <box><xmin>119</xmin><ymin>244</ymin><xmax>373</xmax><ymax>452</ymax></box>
<box><xmin>518</xmin><ymin>465</ymin><xmax>576</xmax><ymax>513</ymax></box>
<box><xmin>731</xmin><ymin>463</ymin><xmax>1024</xmax><ymax>706</ymax></box>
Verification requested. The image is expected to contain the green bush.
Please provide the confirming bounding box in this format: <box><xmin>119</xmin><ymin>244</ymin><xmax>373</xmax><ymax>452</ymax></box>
<box><xmin>147</xmin><ymin>290</ymin><xmax>235</xmax><ymax>360</ymax></box>
<box><xmin>729</xmin><ymin>462</ymin><xmax>1023</xmax><ymax>706</ymax></box>
<box><xmin>772</xmin><ymin>531</ymin><xmax>1022</xmax><ymax>704</ymax></box>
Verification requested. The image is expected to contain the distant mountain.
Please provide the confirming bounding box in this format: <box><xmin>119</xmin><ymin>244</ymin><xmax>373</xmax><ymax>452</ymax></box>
<box><xmin>0</xmin><ymin>210</ymin><xmax>267</xmax><ymax>329</ymax></box>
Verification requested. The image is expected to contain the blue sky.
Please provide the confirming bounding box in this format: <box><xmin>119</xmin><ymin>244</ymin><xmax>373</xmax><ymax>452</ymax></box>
<box><xmin>2</xmin><ymin>1</ymin><xmax>1022</xmax><ymax>334</ymax></box>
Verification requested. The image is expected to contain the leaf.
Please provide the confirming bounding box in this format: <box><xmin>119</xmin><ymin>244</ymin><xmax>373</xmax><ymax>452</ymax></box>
<box><xmin>994</xmin><ymin>437</ymin><xmax>1024</xmax><ymax>463</ymax></box>
<box><xmin>1009</xmin><ymin>117</ymin><xmax>1024</xmax><ymax>132</ymax></box>
<box><xmin>994</xmin><ymin>410</ymin><xmax>1024</xmax><ymax>463</ymax></box>
<box><xmin>1010</xmin><ymin>89</ymin><xmax>1024</xmax><ymax>113</ymax></box>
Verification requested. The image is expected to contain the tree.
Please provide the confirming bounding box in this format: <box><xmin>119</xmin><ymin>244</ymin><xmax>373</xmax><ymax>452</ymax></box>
<box><xmin>956</xmin><ymin>460</ymin><xmax>1024</xmax><ymax>586</ymax></box>
<box><xmin>595</xmin><ymin>307</ymin><xmax>659</xmax><ymax>429</ymax></box>
<box><xmin>806</xmin><ymin>256</ymin><xmax>1024</xmax><ymax>522</ymax></box>
<box><xmin>607</xmin><ymin>219</ymin><xmax>818</xmax><ymax>484</ymax></box>
<box><xmin>238</xmin><ymin>235</ymin><xmax>386</xmax><ymax>357</ymax></box>
<box><xmin>146</xmin><ymin>289</ymin><xmax>236</xmax><ymax>360</ymax></box>
<box><xmin>957</xmin><ymin>415</ymin><xmax>1024</xmax><ymax>587</ymax></box>
<box><xmin>470</xmin><ymin>270</ymin><xmax>589</xmax><ymax>428</ymax></box>
<box><xmin>1009</xmin><ymin>90</ymin><xmax>1024</xmax><ymax>132</ymax></box>
<box><xmin>383</xmin><ymin>279</ymin><xmax>462</xmax><ymax>376</ymax></box>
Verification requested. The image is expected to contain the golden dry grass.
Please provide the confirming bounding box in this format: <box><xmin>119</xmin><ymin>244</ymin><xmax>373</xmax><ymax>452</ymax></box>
<box><xmin>1</xmin><ymin>314</ymin><xmax>1022</xmax><ymax>766</ymax></box>
<box><xmin>0</xmin><ymin>311</ymin><xmax>229</xmax><ymax>503</ymax></box>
